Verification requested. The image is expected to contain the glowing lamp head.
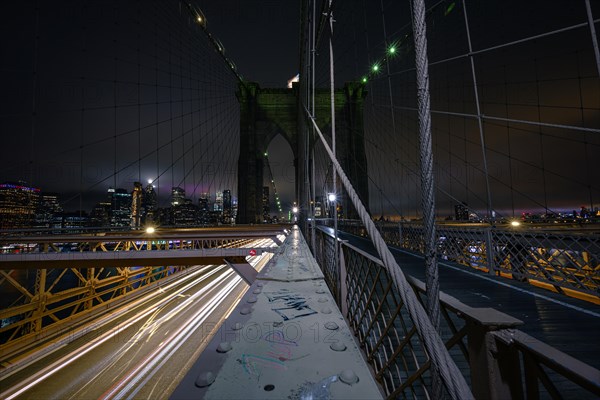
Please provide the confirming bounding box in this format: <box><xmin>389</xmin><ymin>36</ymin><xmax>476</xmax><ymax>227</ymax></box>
<box><xmin>328</xmin><ymin>193</ymin><xmax>337</xmax><ymax>202</ymax></box>
<box><xmin>292</xmin><ymin>206</ymin><xmax>299</xmax><ymax>213</ymax></box>
<box><xmin>146</xmin><ymin>227</ymin><xmax>156</xmax><ymax>234</ymax></box>
<box><xmin>372</xmin><ymin>64</ymin><xmax>380</xmax><ymax>72</ymax></box>
<box><xmin>510</xmin><ymin>220</ymin><xmax>521</xmax><ymax>227</ymax></box>
<box><xmin>197</xmin><ymin>16</ymin><xmax>203</xmax><ymax>23</ymax></box>
<box><xmin>361</xmin><ymin>76</ymin><xmax>368</xmax><ymax>83</ymax></box>
<box><xmin>388</xmin><ymin>46</ymin><xmax>396</xmax><ymax>54</ymax></box>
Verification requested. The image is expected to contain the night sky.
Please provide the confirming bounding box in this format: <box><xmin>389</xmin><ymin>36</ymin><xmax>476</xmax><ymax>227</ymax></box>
<box><xmin>1</xmin><ymin>0</ymin><xmax>599</xmax><ymax>218</ymax></box>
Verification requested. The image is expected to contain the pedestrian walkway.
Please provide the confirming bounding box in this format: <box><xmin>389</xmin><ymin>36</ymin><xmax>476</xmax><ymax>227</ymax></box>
<box><xmin>326</xmin><ymin>227</ymin><xmax>600</xmax><ymax>371</ymax></box>
<box><xmin>171</xmin><ymin>226</ymin><xmax>383</xmax><ymax>400</ymax></box>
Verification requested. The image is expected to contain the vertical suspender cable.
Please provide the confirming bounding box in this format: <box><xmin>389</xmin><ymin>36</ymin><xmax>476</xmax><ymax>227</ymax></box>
<box><xmin>533</xmin><ymin>59</ymin><xmax>549</xmax><ymax>214</ymax></box>
<box><xmin>113</xmin><ymin>4</ymin><xmax>118</xmax><ymax>191</ymax></box>
<box><xmin>584</xmin><ymin>0</ymin><xmax>599</xmax><ymax>210</ymax></box>
<box><xmin>180</xmin><ymin>29</ymin><xmax>186</xmax><ymax>195</ymax></box>
<box><xmin>311</xmin><ymin>0</ymin><xmax>317</xmax><ymax>252</ymax></box>
<box><xmin>576</xmin><ymin>51</ymin><xmax>594</xmax><ymax>212</ymax></box>
<box><xmin>29</xmin><ymin>0</ymin><xmax>40</xmax><ymax>189</ymax></box>
<box><xmin>304</xmin><ymin>3</ymin><xmax>311</xmax><ymax>234</ymax></box>
<box><xmin>410</xmin><ymin>0</ymin><xmax>441</xmax><ymax>396</ymax></box>
<box><xmin>169</xmin><ymin>32</ymin><xmax>175</xmax><ymax>195</ymax></box>
<box><xmin>154</xmin><ymin>13</ymin><xmax>160</xmax><ymax>200</ymax></box>
<box><xmin>584</xmin><ymin>0</ymin><xmax>600</xmax><ymax>78</ymax></box>
<box><xmin>79</xmin><ymin>5</ymin><xmax>86</xmax><ymax>218</ymax></box>
<box><xmin>137</xmin><ymin>4</ymin><xmax>142</xmax><ymax>185</ymax></box>
<box><xmin>503</xmin><ymin>65</ymin><xmax>516</xmax><ymax>218</ymax></box>
<box><xmin>328</xmin><ymin>0</ymin><xmax>339</xmax><ymax>302</ymax></box>
<box><xmin>380</xmin><ymin>0</ymin><xmax>398</xmax><ymax>220</ymax></box>
<box><xmin>461</xmin><ymin>0</ymin><xmax>494</xmax><ymax>221</ymax></box>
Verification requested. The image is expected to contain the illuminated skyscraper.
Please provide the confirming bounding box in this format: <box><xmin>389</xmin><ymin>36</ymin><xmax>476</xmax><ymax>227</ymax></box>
<box><xmin>109</xmin><ymin>188</ymin><xmax>131</xmax><ymax>227</ymax></box>
<box><xmin>199</xmin><ymin>192</ymin><xmax>210</xmax><ymax>224</ymax></box>
<box><xmin>214</xmin><ymin>191</ymin><xmax>223</xmax><ymax>212</ymax></box>
<box><xmin>143</xmin><ymin>183</ymin><xmax>157</xmax><ymax>224</ymax></box>
<box><xmin>0</xmin><ymin>182</ymin><xmax>40</xmax><ymax>229</ymax></box>
<box><xmin>223</xmin><ymin>189</ymin><xmax>232</xmax><ymax>223</ymax></box>
<box><xmin>36</xmin><ymin>192</ymin><xmax>62</xmax><ymax>228</ymax></box>
<box><xmin>90</xmin><ymin>202</ymin><xmax>111</xmax><ymax>227</ymax></box>
<box><xmin>131</xmin><ymin>182</ymin><xmax>143</xmax><ymax>228</ymax></box>
<box><xmin>171</xmin><ymin>187</ymin><xmax>185</xmax><ymax>207</ymax></box>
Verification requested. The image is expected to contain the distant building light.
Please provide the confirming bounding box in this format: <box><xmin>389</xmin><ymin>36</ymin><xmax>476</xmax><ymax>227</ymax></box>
<box><xmin>287</xmin><ymin>73</ymin><xmax>300</xmax><ymax>88</ymax></box>
<box><xmin>0</xmin><ymin>183</ymin><xmax>40</xmax><ymax>192</ymax></box>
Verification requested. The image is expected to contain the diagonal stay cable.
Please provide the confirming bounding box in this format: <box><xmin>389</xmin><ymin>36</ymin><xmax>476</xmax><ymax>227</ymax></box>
<box><xmin>305</xmin><ymin>106</ymin><xmax>473</xmax><ymax>400</ymax></box>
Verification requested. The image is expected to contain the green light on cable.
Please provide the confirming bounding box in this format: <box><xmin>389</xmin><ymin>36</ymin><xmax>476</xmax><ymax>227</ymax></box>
<box><xmin>372</xmin><ymin>64</ymin><xmax>380</xmax><ymax>72</ymax></box>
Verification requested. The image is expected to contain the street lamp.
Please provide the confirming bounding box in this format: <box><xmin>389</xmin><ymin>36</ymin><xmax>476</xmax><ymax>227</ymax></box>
<box><xmin>145</xmin><ymin>226</ymin><xmax>156</xmax><ymax>234</ymax></box>
<box><xmin>292</xmin><ymin>206</ymin><xmax>299</xmax><ymax>214</ymax></box>
<box><xmin>328</xmin><ymin>193</ymin><xmax>337</xmax><ymax>202</ymax></box>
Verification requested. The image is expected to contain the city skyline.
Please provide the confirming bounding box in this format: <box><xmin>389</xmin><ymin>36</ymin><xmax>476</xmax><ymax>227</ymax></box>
<box><xmin>0</xmin><ymin>0</ymin><xmax>598</xmax><ymax>222</ymax></box>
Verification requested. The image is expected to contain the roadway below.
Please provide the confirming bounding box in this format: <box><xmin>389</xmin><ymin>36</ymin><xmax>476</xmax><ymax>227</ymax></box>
<box><xmin>0</xmin><ymin>238</ymin><xmax>278</xmax><ymax>399</ymax></box>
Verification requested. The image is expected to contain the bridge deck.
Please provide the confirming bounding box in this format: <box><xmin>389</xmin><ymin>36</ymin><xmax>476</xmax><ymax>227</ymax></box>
<box><xmin>171</xmin><ymin>226</ymin><xmax>383</xmax><ymax>399</ymax></box>
<box><xmin>328</xmin><ymin>228</ymin><xmax>600</xmax><ymax>371</ymax></box>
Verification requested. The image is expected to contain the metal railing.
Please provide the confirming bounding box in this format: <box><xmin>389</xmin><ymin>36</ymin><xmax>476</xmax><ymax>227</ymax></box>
<box><xmin>331</xmin><ymin>220</ymin><xmax>600</xmax><ymax>301</ymax></box>
<box><xmin>314</xmin><ymin>226</ymin><xmax>600</xmax><ymax>399</ymax></box>
<box><xmin>0</xmin><ymin>227</ymin><xmax>288</xmax><ymax>356</ymax></box>
<box><xmin>0</xmin><ymin>264</ymin><xmax>189</xmax><ymax>357</ymax></box>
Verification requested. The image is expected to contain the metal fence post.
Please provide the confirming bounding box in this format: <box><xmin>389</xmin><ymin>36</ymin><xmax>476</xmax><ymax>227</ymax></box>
<box><xmin>485</xmin><ymin>227</ymin><xmax>496</xmax><ymax>275</ymax></box>
<box><xmin>398</xmin><ymin>221</ymin><xmax>403</xmax><ymax>248</ymax></box>
<box><xmin>338</xmin><ymin>241</ymin><xmax>348</xmax><ymax>316</ymax></box>
<box><xmin>466</xmin><ymin>310</ymin><xmax>523</xmax><ymax>399</ymax></box>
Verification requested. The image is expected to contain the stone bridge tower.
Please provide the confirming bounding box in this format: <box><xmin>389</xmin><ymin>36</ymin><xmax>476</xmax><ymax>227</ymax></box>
<box><xmin>236</xmin><ymin>81</ymin><xmax>368</xmax><ymax>224</ymax></box>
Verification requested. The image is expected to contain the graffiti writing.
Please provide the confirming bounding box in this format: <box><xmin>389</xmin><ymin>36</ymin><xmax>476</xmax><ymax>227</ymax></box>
<box><xmin>264</xmin><ymin>289</ymin><xmax>317</xmax><ymax>321</ymax></box>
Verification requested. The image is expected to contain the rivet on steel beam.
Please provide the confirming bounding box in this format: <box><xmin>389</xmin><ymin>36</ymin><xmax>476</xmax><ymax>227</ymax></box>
<box><xmin>195</xmin><ymin>371</ymin><xmax>215</xmax><ymax>387</ymax></box>
<box><xmin>240</xmin><ymin>306</ymin><xmax>253</xmax><ymax>315</ymax></box>
<box><xmin>339</xmin><ymin>369</ymin><xmax>359</xmax><ymax>385</ymax></box>
<box><xmin>324</xmin><ymin>321</ymin><xmax>339</xmax><ymax>330</ymax></box>
<box><xmin>217</xmin><ymin>342</ymin><xmax>232</xmax><ymax>353</ymax></box>
<box><xmin>330</xmin><ymin>342</ymin><xmax>347</xmax><ymax>351</ymax></box>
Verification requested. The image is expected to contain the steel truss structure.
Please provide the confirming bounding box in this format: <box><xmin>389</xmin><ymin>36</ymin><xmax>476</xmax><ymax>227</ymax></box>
<box><xmin>0</xmin><ymin>226</ymin><xmax>288</xmax><ymax>357</ymax></box>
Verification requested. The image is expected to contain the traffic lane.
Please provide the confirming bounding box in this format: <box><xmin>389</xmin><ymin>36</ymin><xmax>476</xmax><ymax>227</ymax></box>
<box><xmin>2</xmin><ymin>265</ymin><xmax>238</xmax><ymax>399</ymax></box>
